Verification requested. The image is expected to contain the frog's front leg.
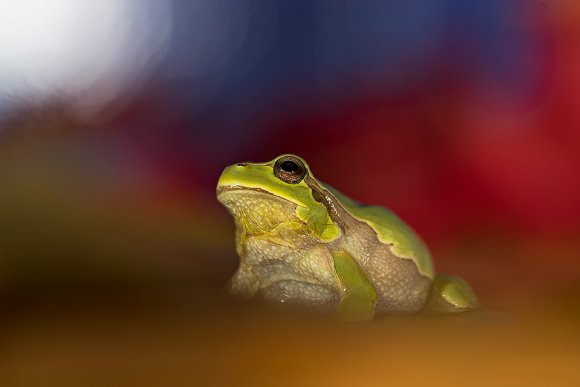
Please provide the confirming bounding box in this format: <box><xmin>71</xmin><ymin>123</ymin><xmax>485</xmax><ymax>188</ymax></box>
<box><xmin>421</xmin><ymin>274</ymin><xmax>478</xmax><ymax>314</ymax></box>
<box><xmin>228</xmin><ymin>263</ymin><xmax>259</xmax><ymax>299</ymax></box>
<box><xmin>331</xmin><ymin>250</ymin><xmax>378</xmax><ymax>321</ymax></box>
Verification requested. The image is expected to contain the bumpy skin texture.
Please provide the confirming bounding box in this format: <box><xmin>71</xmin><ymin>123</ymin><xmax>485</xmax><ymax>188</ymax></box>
<box><xmin>218</xmin><ymin>189</ymin><xmax>341</xmax><ymax>312</ymax></box>
<box><xmin>217</xmin><ymin>155</ymin><xmax>477</xmax><ymax>320</ymax></box>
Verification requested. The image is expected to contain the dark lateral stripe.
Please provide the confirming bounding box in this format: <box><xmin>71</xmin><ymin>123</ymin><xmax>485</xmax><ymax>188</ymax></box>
<box><xmin>304</xmin><ymin>175</ymin><xmax>347</xmax><ymax>229</ymax></box>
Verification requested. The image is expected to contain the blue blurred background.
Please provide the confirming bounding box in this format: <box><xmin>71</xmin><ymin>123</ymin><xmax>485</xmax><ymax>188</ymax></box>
<box><xmin>1</xmin><ymin>1</ymin><xmax>580</xmax><ymax>384</ymax></box>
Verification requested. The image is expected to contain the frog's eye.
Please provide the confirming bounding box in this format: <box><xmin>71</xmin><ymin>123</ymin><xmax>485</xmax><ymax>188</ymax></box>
<box><xmin>273</xmin><ymin>156</ymin><xmax>307</xmax><ymax>184</ymax></box>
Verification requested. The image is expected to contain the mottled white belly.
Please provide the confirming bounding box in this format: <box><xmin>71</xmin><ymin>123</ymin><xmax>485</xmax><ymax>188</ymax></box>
<box><xmin>235</xmin><ymin>236</ymin><xmax>340</xmax><ymax>310</ymax></box>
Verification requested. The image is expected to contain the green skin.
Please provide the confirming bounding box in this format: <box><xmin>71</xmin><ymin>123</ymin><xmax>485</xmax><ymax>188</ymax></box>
<box><xmin>217</xmin><ymin>154</ymin><xmax>477</xmax><ymax>320</ymax></box>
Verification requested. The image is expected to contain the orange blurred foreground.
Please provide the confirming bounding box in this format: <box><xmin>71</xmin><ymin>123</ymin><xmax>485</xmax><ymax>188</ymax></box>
<box><xmin>2</xmin><ymin>295</ymin><xmax>580</xmax><ymax>387</ymax></box>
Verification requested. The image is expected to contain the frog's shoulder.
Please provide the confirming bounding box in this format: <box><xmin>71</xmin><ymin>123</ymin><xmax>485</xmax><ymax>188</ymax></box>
<box><xmin>322</xmin><ymin>183</ymin><xmax>434</xmax><ymax>279</ymax></box>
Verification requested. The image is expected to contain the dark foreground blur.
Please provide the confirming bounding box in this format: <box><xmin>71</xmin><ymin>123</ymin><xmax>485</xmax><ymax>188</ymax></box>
<box><xmin>2</xmin><ymin>294</ymin><xmax>580</xmax><ymax>386</ymax></box>
<box><xmin>1</xmin><ymin>1</ymin><xmax>580</xmax><ymax>386</ymax></box>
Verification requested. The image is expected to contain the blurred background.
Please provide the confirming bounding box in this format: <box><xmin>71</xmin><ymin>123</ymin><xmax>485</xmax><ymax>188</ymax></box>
<box><xmin>1</xmin><ymin>1</ymin><xmax>580</xmax><ymax>385</ymax></box>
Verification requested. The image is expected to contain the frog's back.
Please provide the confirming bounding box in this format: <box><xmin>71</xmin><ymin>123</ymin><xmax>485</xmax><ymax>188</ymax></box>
<box><xmin>324</xmin><ymin>185</ymin><xmax>434</xmax><ymax>279</ymax></box>
<box><xmin>325</xmin><ymin>184</ymin><xmax>479</xmax><ymax>315</ymax></box>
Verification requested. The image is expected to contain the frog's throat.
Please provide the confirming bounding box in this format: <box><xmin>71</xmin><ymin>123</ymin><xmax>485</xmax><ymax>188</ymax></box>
<box><xmin>217</xmin><ymin>186</ymin><xmax>302</xmax><ymax>237</ymax></box>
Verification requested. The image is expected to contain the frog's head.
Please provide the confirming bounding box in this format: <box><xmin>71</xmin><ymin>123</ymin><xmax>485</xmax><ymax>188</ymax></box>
<box><xmin>217</xmin><ymin>154</ymin><xmax>340</xmax><ymax>240</ymax></box>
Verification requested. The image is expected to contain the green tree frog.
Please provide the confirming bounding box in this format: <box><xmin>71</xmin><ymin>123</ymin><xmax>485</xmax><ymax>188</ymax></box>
<box><xmin>217</xmin><ymin>154</ymin><xmax>478</xmax><ymax>320</ymax></box>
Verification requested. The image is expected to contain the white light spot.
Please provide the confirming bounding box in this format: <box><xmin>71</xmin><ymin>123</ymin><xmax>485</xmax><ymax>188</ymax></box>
<box><xmin>0</xmin><ymin>0</ymin><xmax>171</xmax><ymax>116</ymax></box>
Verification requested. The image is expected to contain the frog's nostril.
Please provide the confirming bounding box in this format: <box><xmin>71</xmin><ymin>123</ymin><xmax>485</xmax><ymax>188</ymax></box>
<box><xmin>237</xmin><ymin>163</ymin><xmax>248</xmax><ymax>167</ymax></box>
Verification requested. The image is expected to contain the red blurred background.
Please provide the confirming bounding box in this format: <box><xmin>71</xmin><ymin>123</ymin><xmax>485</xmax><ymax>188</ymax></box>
<box><xmin>1</xmin><ymin>1</ymin><xmax>579</xmax><ymax>385</ymax></box>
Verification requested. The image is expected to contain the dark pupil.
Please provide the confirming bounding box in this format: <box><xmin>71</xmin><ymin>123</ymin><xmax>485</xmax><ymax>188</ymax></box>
<box><xmin>280</xmin><ymin>161</ymin><xmax>300</xmax><ymax>173</ymax></box>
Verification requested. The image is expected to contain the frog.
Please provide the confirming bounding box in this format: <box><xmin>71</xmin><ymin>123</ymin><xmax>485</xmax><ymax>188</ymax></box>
<box><xmin>216</xmin><ymin>154</ymin><xmax>478</xmax><ymax>320</ymax></box>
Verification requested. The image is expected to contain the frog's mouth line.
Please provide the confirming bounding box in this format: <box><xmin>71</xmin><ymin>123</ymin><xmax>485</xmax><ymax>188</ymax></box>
<box><xmin>217</xmin><ymin>186</ymin><xmax>295</xmax><ymax>203</ymax></box>
<box><xmin>216</xmin><ymin>185</ymin><xmax>273</xmax><ymax>196</ymax></box>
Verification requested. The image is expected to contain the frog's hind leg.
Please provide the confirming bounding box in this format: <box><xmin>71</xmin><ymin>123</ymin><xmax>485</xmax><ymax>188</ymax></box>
<box><xmin>422</xmin><ymin>275</ymin><xmax>478</xmax><ymax>314</ymax></box>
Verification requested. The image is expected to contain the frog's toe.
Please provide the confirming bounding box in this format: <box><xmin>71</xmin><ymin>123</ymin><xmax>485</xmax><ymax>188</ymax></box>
<box><xmin>422</xmin><ymin>274</ymin><xmax>478</xmax><ymax>314</ymax></box>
